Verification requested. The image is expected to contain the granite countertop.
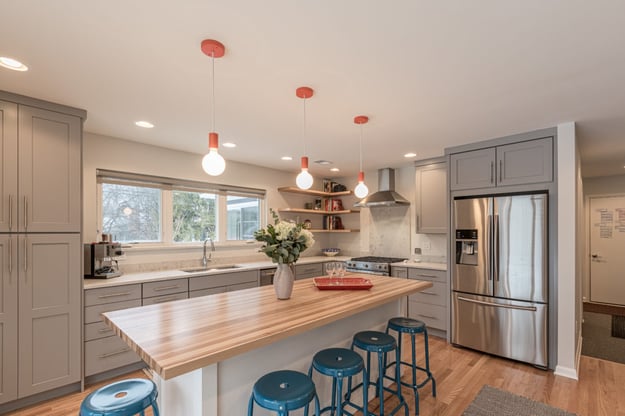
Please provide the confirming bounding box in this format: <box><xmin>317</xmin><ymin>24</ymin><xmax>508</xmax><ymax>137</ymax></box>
<box><xmin>84</xmin><ymin>255</ymin><xmax>352</xmax><ymax>289</ymax></box>
<box><xmin>389</xmin><ymin>260</ymin><xmax>447</xmax><ymax>271</ymax></box>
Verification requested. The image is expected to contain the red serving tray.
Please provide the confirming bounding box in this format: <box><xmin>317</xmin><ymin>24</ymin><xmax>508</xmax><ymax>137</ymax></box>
<box><xmin>312</xmin><ymin>276</ymin><xmax>373</xmax><ymax>290</ymax></box>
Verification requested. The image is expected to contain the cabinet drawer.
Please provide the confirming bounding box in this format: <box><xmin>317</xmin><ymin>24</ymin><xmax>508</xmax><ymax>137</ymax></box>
<box><xmin>142</xmin><ymin>292</ymin><xmax>188</xmax><ymax>306</ymax></box>
<box><xmin>85</xmin><ymin>336</ymin><xmax>142</xmax><ymax>376</ymax></box>
<box><xmin>189</xmin><ymin>287</ymin><xmax>227</xmax><ymax>298</ymax></box>
<box><xmin>85</xmin><ymin>284</ymin><xmax>142</xmax><ymax>307</ymax></box>
<box><xmin>227</xmin><ymin>281</ymin><xmax>257</xmax><ymax>292</ymax></box>
<box><xmin>295</xmin><ymin>263</ymin><xmax>323</xmax><ymax>277</ymax></box>
<box><xmin>143</xmin><ymin>279</ymin><xmax>188</xmax><ymax>298</ymax></box>
<box><xmin>409</xmin><ymin>282</ymin><xmax>447</xmax><ymax>306</ymax></box>
<box><xmin>84</xmin><ymin>299</ymin><xmax>142</xmax><ymax>324</ymax></box>
<box><xmin>408</xmin><ymin>302</ymin><xmax>447</xmax><ymax>331</ymax></box>
<box><xmin>407</xmin><ymin>268</ymin><xmax>446</xmax><ymax>282</ymax></box>
<box><xmin>189</xmin><ymin>270</ymin><xmax>257</xmax><ymax>291</ymax></box>
<box><xmin>85</xmin><ymin>321</ymin><xmax>117</xmax><ymax>342</ymax></box>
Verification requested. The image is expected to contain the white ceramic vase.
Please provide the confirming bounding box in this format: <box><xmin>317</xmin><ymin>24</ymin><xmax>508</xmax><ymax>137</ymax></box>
<box><xmin>274</xmin><ymin>263</ymin><xmax>295</xmax><ymax>300</ymax></box>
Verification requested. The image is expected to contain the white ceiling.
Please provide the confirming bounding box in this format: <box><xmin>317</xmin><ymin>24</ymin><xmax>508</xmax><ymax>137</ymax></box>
<box><xmin>2</xmin><ymin>1</ymin><xmax>625</xmax><ymax>178</ymax></box>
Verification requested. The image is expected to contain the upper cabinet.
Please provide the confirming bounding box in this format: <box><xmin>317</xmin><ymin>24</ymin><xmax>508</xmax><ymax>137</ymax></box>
<box><xmin>449</xmin><ymin>137</ymin><xmax>553</xmax><ymax>191</ymax></box>
<box><xmin>0</xmin><ymin>99</ymin><xmax>82</xmax><ymax>233</ymax></box>
<box><xmin>415</xmin><ymin>160</ymin><xmax>447</xmax><ymax>234</ymax></box>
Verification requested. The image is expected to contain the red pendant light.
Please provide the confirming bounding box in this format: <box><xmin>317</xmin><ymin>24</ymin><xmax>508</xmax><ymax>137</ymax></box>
<box><xmin>295</xmin><ymin>86</ymin><xmax>314</xmax><ymax>190</ymax></box>
<box><xmin>201</xmin><ymin>39</ymin><xmax>226</xmax><ymax>176</ymax></box>
<box><xmin>354</xmin><ymin>115</ymin><xmax>369</xmax><ymax>198</ymax></box>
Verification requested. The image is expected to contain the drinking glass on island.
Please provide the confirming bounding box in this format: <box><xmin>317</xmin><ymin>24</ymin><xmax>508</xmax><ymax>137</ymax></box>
<box><xmin>336</xmin><ymin>262</ymin><xmax>346</xmax><ymax>281</ymax></box>
<box><xmin>325</xmin><ymin>262</ymin><xmax>336</xmax><ymax>279</ymax></box>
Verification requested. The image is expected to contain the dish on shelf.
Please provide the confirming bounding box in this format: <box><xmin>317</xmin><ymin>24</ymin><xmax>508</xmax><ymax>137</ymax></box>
<box><xmin>321</xmin><ymin>248</ymin><xmax>340</xmax><ymax>256</ymax></box>
<box><xmin>313</xmin><ymin>276</ymin><xmax>373</xmax><ymax>290</ymax></box>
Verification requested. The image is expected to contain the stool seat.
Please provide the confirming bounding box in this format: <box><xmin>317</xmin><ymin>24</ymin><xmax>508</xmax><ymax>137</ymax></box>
<box><xmin>387</xmin><ymin>317</ymin><xmax>426</xmax><ymax>334</ymax></box>
<box><xmin>251</xmin><ymin>370</ymin><xmax>317</xmax><ymax>413</ymax></box>
<box><xmin>312</xmin><ymin>348</ymin><xmax>363</xmax><ymax>378</ymax></box>
<box><xmin>80</xmin><ymin>378</ymin><xmax>159</xmax><ymax>416</ymax></box>
<box><xmin>352</xmin><ymin>331</ymin><xmax>396</xmax><ymax>353</ymax></box>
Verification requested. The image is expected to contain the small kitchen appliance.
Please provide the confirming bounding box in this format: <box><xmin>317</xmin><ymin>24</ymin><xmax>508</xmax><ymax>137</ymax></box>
<box><xmin>346</xmin><ymin>256</ymin><xmax>407</xmax><ymax>276</ymax></box>
<box><xmin>84</xmin><ymin>242</ymin><xmax>124</xmax><ymax>278</ymax></box>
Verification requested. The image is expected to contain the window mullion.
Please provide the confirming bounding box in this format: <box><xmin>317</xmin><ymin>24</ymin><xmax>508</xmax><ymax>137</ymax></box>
<box><xmin>217</xmin><ymin>194</ymin><xmax>227</xmax><ymax>242</ymax></box>
<box><xmin>162</xmin><ymin>189</ymin><xmax>173</xmax><ymax>243</ymax></box>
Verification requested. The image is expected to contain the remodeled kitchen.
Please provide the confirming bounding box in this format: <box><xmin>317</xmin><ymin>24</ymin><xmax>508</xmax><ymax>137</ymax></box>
<box><xmin>2</xmin><ymin>2</ymin><xmax>625</xmax><ymax>416</ymax></box>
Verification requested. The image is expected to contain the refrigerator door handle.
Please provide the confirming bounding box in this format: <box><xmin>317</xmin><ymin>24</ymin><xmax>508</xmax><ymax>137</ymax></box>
<box><xmin>493</xmin><ymin>214</ymin><xmax>499</xmax><ymax>282</ymax></box>
<box><xmin>486</xmin><ymin>214</ymin><xmax>492</xmax><ymax>281</ymax></box>
<box><xmin>457</xmin><ymin>295</ymin><xmax>537</xmax><ymax>312</ymax></box>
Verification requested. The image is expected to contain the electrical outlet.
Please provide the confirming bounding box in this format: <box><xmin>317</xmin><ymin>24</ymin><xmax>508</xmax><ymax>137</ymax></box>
<box><xmin>414</xmin><ymin>248</ymin><xmax>422</xmax><ymax>255</ymax></box>
<box><xmin>423</xmin><ymin>241</ymin><xmax>431</xmax><ymax>250</ymax></box>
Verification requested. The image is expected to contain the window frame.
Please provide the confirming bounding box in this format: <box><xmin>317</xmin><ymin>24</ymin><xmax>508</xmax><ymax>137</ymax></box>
<box><xmin>96</xmin><ymin>169</ymin><xmax>266</xmax><ymax>246</ymax></box>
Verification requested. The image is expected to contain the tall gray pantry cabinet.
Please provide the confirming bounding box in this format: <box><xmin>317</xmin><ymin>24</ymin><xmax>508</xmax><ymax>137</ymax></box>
<box><xmin>0</xmin><ymin>91</ymin><xmax>84</xmax><ymax>407</ymax></box>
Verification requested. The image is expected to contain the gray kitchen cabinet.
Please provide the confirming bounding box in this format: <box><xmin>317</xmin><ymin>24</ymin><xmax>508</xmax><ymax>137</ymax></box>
<box><xmin>415</xmin><ymin>160</ymin><xmax>447</xmax><ymax>234</ymax></box>
<box><xmin>18</xmin><ymin>234</ymin><xmax>82</xmax><ymax>397</ymax></box>
<box><xmin>0</xmin><ymin>98</ymin><xmax>82</xmax><ymax>233</ymax></box>
<box><xmin>0</xmin><ymin>235</ymin><xmax>18</xmax><ymax>404</ymax></box>
<box><xmin>189</xmin><ymin>270</ymin><xmax>258</xmax><ymax>297</ymax></box>
<box><xmin>449</xmin><ymin>137</ymin><xmax>553</xmax><ymax>191</ymax></box>
<box><xmin>407</xmin><ymin>268</ymin><xmax>448</xmax><ymax>333</ymax></box>
<box><xmin>84</xmin><ymin>284</ymin><xmax>142</xmax><ymax>378</ymax></box>
<box><xmin>295</xmin><ymin>263</ymin><xmax>324</xmax><ymax>280</ymax></box>
<box><xmin>391</xmin><ymin>266</ymin><xmax>408</xmax><ymax>278</ymax></box>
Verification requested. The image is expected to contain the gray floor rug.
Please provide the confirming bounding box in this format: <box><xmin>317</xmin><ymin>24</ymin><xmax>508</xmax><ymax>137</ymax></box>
<box><xmin>582</xmin><ymin>311</ymin><xmax>625</xmax><ymax>364</ymax></box>
<box><xmin>463</xmin><ymin>385</ymin><xmax>576</xmax><ymax>416</ymax></box>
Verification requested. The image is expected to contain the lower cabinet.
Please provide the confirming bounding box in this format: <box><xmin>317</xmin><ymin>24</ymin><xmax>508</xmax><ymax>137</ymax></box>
<box><xmin>189</xmin><ymin>270</ymin><xmax>258</xmax><ymax>298</ymax></box>
<box><xmin>84</xmin><ymin>285</ymin><xmax>142</xmax><ymax>377</ymax></box>
<box><xmin>294</xmin><ymin>263</ymin><xmax>324</xmax><ymax>280</ymax></box>
<box><xmin>142</xmin><ymin>279</ymin><xmax>189</xmax><ymax>305</ymax></box>
<box><xmin>406</xmin><ymin>268</ymin><xmax>448</xmax><ymax>332</ymax></box>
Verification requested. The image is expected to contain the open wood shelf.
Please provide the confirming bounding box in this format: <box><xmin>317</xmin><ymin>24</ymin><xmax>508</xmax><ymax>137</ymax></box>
<box><xmin>278</xmin><ymin>208</ymin><xmax>359</xmax><ymax>215</ymax></box>
<box><xmin>277</xmin><ymin>187</ymin><xmax>353</xmax><ymax>197</ymax></box>
<box><xmin>309</xmin><ymin>229</ymin><xmax>359</xmax><ymax>233</ymax></box>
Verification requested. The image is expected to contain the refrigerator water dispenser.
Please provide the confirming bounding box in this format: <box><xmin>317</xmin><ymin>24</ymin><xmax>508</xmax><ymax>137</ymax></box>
<box><xmin>455</xmin><ymin>229</ymin><xmax>478</xmax><ymax>265</ymax></box>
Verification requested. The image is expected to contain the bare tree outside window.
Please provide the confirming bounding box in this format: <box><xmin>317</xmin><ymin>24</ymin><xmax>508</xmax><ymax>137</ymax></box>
<box><xmin>102</xmin><ymin>183</ymin><xmax>161</xmax><ymax>242</ymax></box>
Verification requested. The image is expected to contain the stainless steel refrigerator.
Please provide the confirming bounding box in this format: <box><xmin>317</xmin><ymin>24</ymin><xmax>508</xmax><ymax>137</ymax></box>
<box><xmin>451</xmin><ymin>193</ymin><xmax>548</xmax><ymax>368</ymax></box>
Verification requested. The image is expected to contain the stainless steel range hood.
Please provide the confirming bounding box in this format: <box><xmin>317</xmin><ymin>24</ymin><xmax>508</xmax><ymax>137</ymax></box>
<box><xmin>354</xmin><ymin>168</ymin><xmax>410</xmax><ymax>208</ymax></box>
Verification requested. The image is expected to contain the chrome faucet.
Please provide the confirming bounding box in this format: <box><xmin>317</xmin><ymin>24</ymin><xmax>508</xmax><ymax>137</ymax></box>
<box><xmin>202</xmin><ymin>238</ymin><xmax>215</xmax><ymax>267</ymax></box>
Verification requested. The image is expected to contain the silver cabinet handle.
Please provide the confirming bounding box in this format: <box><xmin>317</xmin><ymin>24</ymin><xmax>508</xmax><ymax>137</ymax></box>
<box><xmin>417</xmin><ymin>314</ymin><xmax>437</xmax><ymax>319</ymax></box>
<box><xmin>98</xmin><ymin>327</ymin><xmax>114</xmax><ymax>334</ymax></box>
<box><xmin>420</xmin><ymin>291</ymin><xmax>436</xmax><ymax>295</ymax></box>
<box><xmin>98</xmin><ymin>348</ymin><xmax>131</xmax><ymax>358</ymax></box>
<box><xmin>23</xmin><ymin>237</ymin><xmax>27</xmax><ymax>274</ymax></box>
<box><xmin>152</xmin><ymin>285</ymin><xmax>181</xmax><ymax>292</ymax></box>
<box><xmin>457</xmin><ymin>296</ymin><xmax>537</xmax><ymax>312</ymax></box>
<box><xmin>97</xmin><ymin>292</ymin><xmax>132</xmax><ymax>299</ymax></box>
<box><xmin>149</xmin><ymin>295</ymin><xmax>182</xmax><ymax>304</ymax></box>
<box><xmin>8</xmin><ymin>195</ymin><xmax>12</xmax><ymax>231</ymax></box>
<box><xmin>415</xmin><ymin>214</ymin><xmax>420</xmax><ymax>233</ymax></box>
<box><xmin>8</xmin><ymin>238</ymin><xmax>12</xmax><ymax>277</ymax></box>
<box><xmin>23</xmin><ymin>196</ymin><xmax>27</xmax><ymax>231</ymax></box>
<box><xmin>499</xmin><ymin>160</ymin><xmax>503</xmax><ymax>183</ymax></box>
<box><xmin>415</xmin><ymin>274</ymin><xmax>438</xmax><ymax>279</ymax></box>
<box><xmin>490</xmin><ymin>161</ymin><xmax>494</xmax><ymax>184</ymax></box>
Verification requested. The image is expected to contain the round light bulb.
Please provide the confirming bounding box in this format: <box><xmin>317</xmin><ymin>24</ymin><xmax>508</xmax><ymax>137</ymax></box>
<box><xmin>354</xmin><ymin>181</ymin><xmax>369</xmax><ymax>198</ymax></box>
<box><xmin>296</xmin><ymin>169</ymin><xmax>313</xmax><ymax>190</ymax></box>
<box><xmin>202</xmin><ymin>149</ymin><xmax>226</xmax><ymax>176</ymax></box>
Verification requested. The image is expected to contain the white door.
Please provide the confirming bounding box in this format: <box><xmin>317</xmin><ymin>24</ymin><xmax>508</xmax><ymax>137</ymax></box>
<box><xmin>589</xmin><ymin>196</ymin><xmax>625</xmax><ymax>305</ymax></box>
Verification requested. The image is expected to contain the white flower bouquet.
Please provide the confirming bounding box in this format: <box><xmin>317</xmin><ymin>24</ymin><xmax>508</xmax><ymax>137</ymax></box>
<box><xmin>254</xmin><ymin>210</ymin><xmax>315</xmax><ymax>264</ymax></box>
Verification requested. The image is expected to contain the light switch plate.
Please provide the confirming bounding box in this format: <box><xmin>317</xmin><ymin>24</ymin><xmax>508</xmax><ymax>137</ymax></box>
<box><xmin>423</xmin><ymin>241</ymin><xmax>431</xmax><ymax>250</ymax></box>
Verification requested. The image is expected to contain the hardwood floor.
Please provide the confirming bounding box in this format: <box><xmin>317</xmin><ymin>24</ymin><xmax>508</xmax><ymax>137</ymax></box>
<box><xmin>6</xmin><ymin>335</ymin><xmax>625</xmax><ymax>415</ymax></box>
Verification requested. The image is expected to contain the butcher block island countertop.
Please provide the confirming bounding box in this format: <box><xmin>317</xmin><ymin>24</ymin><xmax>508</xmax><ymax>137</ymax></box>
<box><xmin>102</xmin><ymin>274</ymin><xmax>432</xmax><ymax>380</ymax></box>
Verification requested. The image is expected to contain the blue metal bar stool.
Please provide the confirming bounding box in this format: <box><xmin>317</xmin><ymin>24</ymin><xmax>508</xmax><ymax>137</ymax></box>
<box><xmin>308</xmin><ymin>347</ymin><xmax>369</xmax><ymax>415</ymax></box>
<box><xmin>248</xmin><ymin>369</ymin><xmax>321</xmax><ymax>416</ymax></box>
<box><xmin>349</xmin><ymin>331</ymin><xmax>408</xmax><ymax>416</ymax></box>
<box><xmin>79</xmin><ymin>378</ymin><xmax>160</xmax><ymax>416</ymax></box>
<box><xmin>385</xmin><ymin>317</ymin><xmax>436</xmax><ymax>416</ymax></box>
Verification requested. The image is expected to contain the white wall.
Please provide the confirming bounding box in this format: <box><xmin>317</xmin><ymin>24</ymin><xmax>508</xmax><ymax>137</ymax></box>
<box><xmin>555</xmin><ymin>122</ymin><xmax>580</xmax><ymax>379</ymax></box>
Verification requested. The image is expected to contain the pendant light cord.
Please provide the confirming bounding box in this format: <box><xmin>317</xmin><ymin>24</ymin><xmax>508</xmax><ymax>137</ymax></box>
<box><xmin>302</xmin><ymin>96</ymin><xmax>307</xmax><ymax>156</ymax></box>
<box><xmin>359</xmin><ymin>123</ymin><xmax>363</xmax><ymax>172</ymax></box>
<box><xmin>211</xmin><ymin>51</ymin><xmax>216</xmax><ymax>132</ymax></box>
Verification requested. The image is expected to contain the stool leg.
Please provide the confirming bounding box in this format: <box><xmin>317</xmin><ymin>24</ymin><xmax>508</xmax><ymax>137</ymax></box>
<box><xmin>336</xmin><ymin>376</ymin><xmax>344</xmax><ymax>416</ymax></box>
<box><xmin>377</xmin><ymin>351</ymin><xmax>386</xmax><ymax>416</ymax></box>
<box><xmin>152</xmin><ymin>402</ymin><xmax>160</xmax><ymax>416</ymax></box>
<box><xmin>362</xmin><ymin>367</ymin><xmax>369</xmax><ymax>416</ymax></box>
<box><xmin>423</xmin><ymin>329</ymin><xmax>436</xmax><ymax>397</ymax></box>
<box><xmin>411</xmin><ymin>334</ymin><xmax>419</xmax><ymax>415</ymax></box>
<box><xmin>247</xmin><ymin>394</ymin><xmax>254</xmax><ymax>415</ymax></box>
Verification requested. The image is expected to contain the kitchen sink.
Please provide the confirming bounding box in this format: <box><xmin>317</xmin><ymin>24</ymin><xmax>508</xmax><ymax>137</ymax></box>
<box><xmin>181</xmin><ymin>265</ymin><xmax>242</xmax><ymax>273</ymax></box>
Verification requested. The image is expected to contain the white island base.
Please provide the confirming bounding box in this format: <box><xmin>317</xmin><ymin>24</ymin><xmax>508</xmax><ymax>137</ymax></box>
<box><xmin>155</xmin><ymin>301</ymin><xmax>401</xmax><ymax>415</ymax></box>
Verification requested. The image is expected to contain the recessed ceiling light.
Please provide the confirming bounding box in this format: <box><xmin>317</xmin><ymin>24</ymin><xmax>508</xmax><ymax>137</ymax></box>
<box><xmin>404</xmin><ymin>152</ymin><xmax>417</xmax><ymax>158</ymax></box>
<box><xmin>0</xmin><ymin>57</ymin><xmax>28</xmax><ymax>71</ymax></box>
<box><xmin>281</xmin><ymin>156</ymin><xmax>293</xmax><ymax>161</ymax></box>
<box><xmin>330</xmin><ymin>168</ymin><xmax>340</xmax><ymax>172</ymax></box>
<box><xmin>222</xmin><ymin>142</ymin><xmax>236</xmax><ymax>148</ymax></box>
<box><xmin>314</xmin><ymin>160</ymin><xmax>333</xmax><ymax>165</ymax></box>
<box><xmin>135</xmin><ymin>120</ymin><xmax>154</xmax><ymax>128</ymax></box>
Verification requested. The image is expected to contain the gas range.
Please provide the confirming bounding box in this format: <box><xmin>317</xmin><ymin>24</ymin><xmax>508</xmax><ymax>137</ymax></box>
<box><xmin>346</xmin><ymin>256</ymin><xmax>407</xmax><ymax>276</ymax></box>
